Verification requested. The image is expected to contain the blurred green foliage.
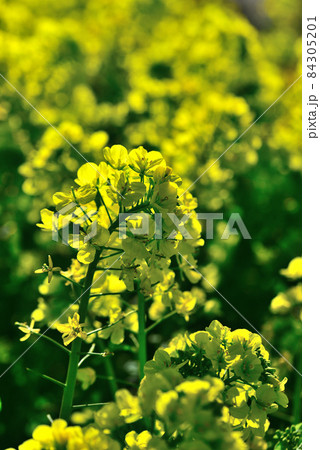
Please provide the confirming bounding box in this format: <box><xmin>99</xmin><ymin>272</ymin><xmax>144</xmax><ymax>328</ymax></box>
<box><xmin>0</xmin><ymin>0</ymin><xmax>301</xmax><ymax>447</ymax></box>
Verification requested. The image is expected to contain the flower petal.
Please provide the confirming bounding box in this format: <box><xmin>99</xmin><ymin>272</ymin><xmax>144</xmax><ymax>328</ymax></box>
<box><xmin>47</xmin><ymin>271</ymin><xmax>53</xmax><ymax>283</ymax></box>
<box><xmin>63</xmin><ymin>333</ymin><xmax>77</xmax><ymax>346</ymax></box>
<box><xmin>77</xmin><ymin>243</ymin><xmax>96</xmax><ymax>264</ymax></box>
<box><xmin>57</xmin><ymin>324</ymin><xmax>71</xmax><ymax>333</ymax></box>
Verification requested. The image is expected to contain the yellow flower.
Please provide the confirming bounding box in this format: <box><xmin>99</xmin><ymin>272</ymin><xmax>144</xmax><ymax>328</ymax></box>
<box><xmin>128</xmin><ymin>146</ymin><xmax>164</xmax><ymax>175</ymax></box>
<box><xmin>16</xmin><ymin>318</ymin><xmax>41</xmax><ymax>342</ymax></box>
<box><xmin>104</xmin><ymin>144</ymin><xmax>128</xmax><ymax>170</ymax></box>
<box><xmin>75</xmin><ymin>224</ymin><xmax>110</xmax><ymax>264</ymax></box>
<box><xmin>36</xmin><ymin>209</ymin><xmax>69</xmax><ymax>232</ymax></box>
<box><xmin>116</xmin><ymin>389</ymin><xmax>142</xmax><ymax>423</ymax></box>
<box><xmin>125</xmin><ymin>430</ymin><xmax>152</xmax><ymax>449</ymax></box>
<box><xmin>36</xmin><ymin>209</ymin><xmax>55</xmax><ymax>230</ymax></box>
<box><xmin>18</xmin><ymin>439</ymin><xmax>42</xmax><ymax>450</ymax></box>
<box><xmin>32</xmin><ymin>419</ymin><xmax>69</xmax><ymax>446</ymax></box>
<box><xmin>270</xmin><ymin>293</ymin><xmax>291</xmax><ymax>314</ymax></box>
<box><xmin>153</xmin><ymin>165</ymin><xmax>182</xmax><ymax>186</ymax></box>
<box><xmin>151</xmin><ymin>181</ymin><xmax>177</xmax><ymax>212</ymax></box>
<box><xmin>52</xmin><ymin>191</ymin><xmax>75</xmax><ymax>211</ymax></box>
<box><xmin>97</xmin><ymin>306</ymin><xmax>134</xmax><ymax>345</ymax></box>
<box><xmin>53</xmin><ymin>186</ymin><xmax>96</xmax><ymax>210</ymax></box>
<box><xmin>17</xmin><ymin>419</ymin><xmax>119</xmax><ymax>450</ymax></box>
<box><xmin>106</xmin><ymin>172</ymin><xmax>146</xmax><ymax>206</ymax></box>
<box><xmin>34</xmin><ymin>255</ymin><xmax>61</xmax><ymax>283</ymax></box>
<box><xmin>155</xmin><ymin>390</ymin><xmax>179</xmax><ymax>419</ymax></box>
<box><xmin>60</xmin><ymin>258</ymin><xmax>87</xmax><ymax>284</ymax></box>
<box><xmin>94</xmin><ymin>403</ymin><xmax>124</xmax><ymax>429</ymax></box>
<box><xmin>174</xmin><ymin>291</ymin><xmax>197</xmax><ymax>320</ymax></box>
<box><xmin>75</xmin><ymin>162</ymin><xmax>99</xmax><ymax>186</ymax></box>
<box><xmin>280</xmin><ymin>257</ymin><xmax>302</xmax><ymax>279</ymax></box>
<box><xmin>57</xmin><ymin>312</ymin><xmax>87</xmax><ymax>346</ymax></box>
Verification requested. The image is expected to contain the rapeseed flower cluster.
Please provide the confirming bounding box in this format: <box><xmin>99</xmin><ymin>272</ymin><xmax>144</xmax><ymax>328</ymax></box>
<box><xmin>2</xmin><ymin>0</ymin><xmax>301</xmax><ymax>446</ymax></box>
<box><xmin>12</xmin><ymin>419</ymin><xmax>120</xmax><ymax>450</ymax></box>
<box><xmin>14</xmin><ymin>319</ymin><xmax>288</xmax><ymax>449</ymax></box>
<box><xmin>15</xmin><ymin>146</ymin><xmax>205</xmax><ymax>396</ymax></box>
<box><xmin>28</xmin><ymin>146</ymin><xmax>203</xmax><ymax>346</ymax></box>
<box><xmin>144</xmin><ymin>320</ymin><xmax>288</xmax><ymax>441</ymax></box>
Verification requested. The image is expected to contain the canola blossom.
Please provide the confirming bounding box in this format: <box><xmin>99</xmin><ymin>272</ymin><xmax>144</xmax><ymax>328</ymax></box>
<box><xmin>34</xmin><ymin>255</ymin><xmax>62</xmax><ymax>284</ymax></box>
<box><xmin>1</xmin><ymin>0</ymin><xmax>301</xmax><ymax>447</ymax></box>
<box><xmin>57</xmin><ymin>313</ymin><xmax>87</xmax><ymax>347</ymax></box>
<box><xmin>14</xmin><ymin>321</ymin><xmax>289</xmax><ymax>448</ymax></box>
<box><xmin>9</xmin><ymin>145</ymin><xmax>295</xmax><ymax>450</ymax></box>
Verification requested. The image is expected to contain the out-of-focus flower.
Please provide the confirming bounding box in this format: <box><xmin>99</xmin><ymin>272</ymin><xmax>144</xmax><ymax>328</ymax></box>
<box><xmin>280</xmin><ymin>257</ymin><xmax>302</xmax><ymax>280</ymax></box>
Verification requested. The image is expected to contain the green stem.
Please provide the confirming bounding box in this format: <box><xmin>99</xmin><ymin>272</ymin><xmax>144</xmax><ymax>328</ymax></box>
<box><xmin>26</xmin><ymin>368</ymin><xmax>66</xmax><ymax>388</ymax></box>
<box><xmin>87</xmin><ymin>310</ymin><xmax>136</xmax><ymax>336</ymax></box>
<box><xmin>80</xmin><ymin>352</ymin><xmax>111</xmax><ymax>356</ymax></box>
<box><xmin>85</xmin><ymin>315</ymin><xmax>118</xmax><ymax>398</ymax></box>
<box><xmin>59</xmin><ymin>273</ymin><xmax>83</xmax><ymax>288</ymax></box>
<box><xmin>72</xmin><ymin>402</ymin><xmax>111</xmax><ymax>408</ymax></box>
<box><xmin>97</xmin><ymin>187</ymin><xmax>113</xmax><ymax>225</ymax></box>
<box><xmin>71</xmin><ymin>188</ymin><xmax>93</xmax><ymax>223</ymax></box>
<box><xmin>96</xmin><ymin>338</ymin><xmax>118</xmax><ymax>397</ymax></box>
<box><xmin>146</xmin><ymin>310</ymin><xmax>176</xmax><ymax>333</ymax></box>
<box><xmin>96</xmin><ymin>265</ymin><xmax>139</xmax><ymax>271</ymax></box>
<box><xmin>96</xmin><ymin>375</ymin><xmax>138</xmax><ymax>388</ymax></box>
<box><xmin>59</xmin><ymin>250</ymin><xmax>101</xmax><ymax>421</ymax></box>
<box><xmin>15</xmin><ymin>323</ymin><xmax>70</xmax><ymax>354</ymax></box>
<box><xmin>88</xmin><ymin>296</ymin><xmax>153</xmax><ymax>336</ymax></box>
<box><xmin>110</xmin><ymin>344</ymin><xmax>137</xmax><ymax>354</ymax></box>
<box><xmin>89</xmin><ymin>292</ymin><xmax>124</xmax><ymax>297</ymax></box>
<box><xmin>35</xmin><ymin>332</ymin><xmax>71</xmax><ymax>354</ymax></box>
<box><xmin>137</xmin><ymin>283</ymin><xmax>147</xmax><ymax>379</ymax></box>
<box><xmin>100</xmin><ymin>251</ymin><xmax>124</xmax><ymax>260</ymax></box>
